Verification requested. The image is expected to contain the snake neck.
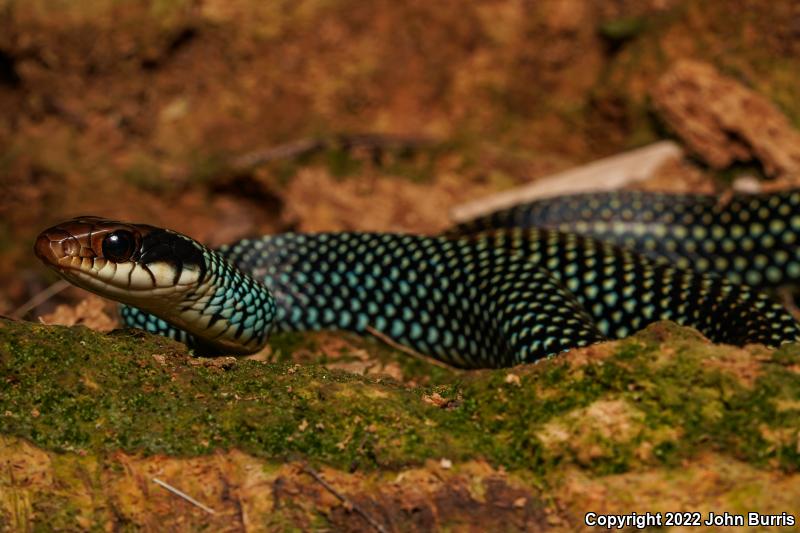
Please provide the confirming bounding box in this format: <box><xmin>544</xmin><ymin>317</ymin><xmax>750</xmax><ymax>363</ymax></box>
<box><xmin>157</xmin><ymin>244</ymin><xmax>277</xmax><ymax>354</ymax></box>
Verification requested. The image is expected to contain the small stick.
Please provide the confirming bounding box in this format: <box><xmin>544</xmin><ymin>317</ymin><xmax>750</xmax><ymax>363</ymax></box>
<box><xmin>334</xmin><ymin>133</ymin><xmax>436</xmax><ymax>151</ymax></box>
<box><xmin>10</xmin><ymin>280</ymin><xmax>71</xmax><ymax>319</ymax></box>
<box><xmin>777</xmin><ymin>287</ymin><xmax>800</xmax><ymax>321</ymax></box>
<box><xmin>231</xmin><ymin>138</ymin><xmax>324</xmax><ymax>170</ymax></box>
<box><xmin>449</xmin><ymin>141</ymin><xmax>683</xmax><ymax>222</ymax></box>
<box><xmin>231</xmin><ymin>133</ymin><xmax>437</xmax><ymax>170</ymax></box>
<box><xmin>365</xmin><ymin>326</ymin><xmax>452</xmax><ymax>370</ymax></box>
<box><xmin>152</xmin><ymin>477</ymin><xmax>217</xmax><ymax>515</ymax></box>
<box><xmin>301</xmin><ymin>464</ymin><xmax>387</xmax><ymax>533</ymax></box>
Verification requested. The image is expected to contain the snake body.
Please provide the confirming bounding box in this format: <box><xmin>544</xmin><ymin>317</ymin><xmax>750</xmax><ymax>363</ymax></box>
<box><xmin>34</xmin><ymin>190</ymin><xmax>800</xmax><ymax>368</ymax></box>
<box><xmin>455</xmin><ymin>189</ymin><xmax>800</xmax><ymax>288</ymax></box>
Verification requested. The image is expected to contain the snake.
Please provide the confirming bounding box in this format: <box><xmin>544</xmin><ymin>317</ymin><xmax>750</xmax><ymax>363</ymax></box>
<box><xmin>34</xmin><ymin>189</ymin><xmax>800</xmax><ymax>369</ymax></box>
<box><xmin>453</xmin><ymin>188</ymin><xmax>800</xmax><ymax>289</ymax></box>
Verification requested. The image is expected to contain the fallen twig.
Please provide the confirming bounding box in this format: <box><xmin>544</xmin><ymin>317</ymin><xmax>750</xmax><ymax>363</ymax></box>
<box><xmin>301</xmin><ymin>464</ymin><xmax>387</xmax><ymax>533</ymax></box>
<box><xmin>152</xmin><ymin>477</ymin><xmax>217</xmax><ymax>515</ymax></box>
<box><xmin>231</xmin><ymin>133</ymin><xmax>437</xmax><ymax>171</ymax></box>
<box><xmin>777</xmin><ymin>287</ymin><xmax>800</xmax><ymax>321</ymax></box>
<box><xmin>11</xmin><ymin>280</ymin><xmax>71</xmax><ymax>319</ymax></box>
<box><xmin>450</xmin><ymin>141</ymin><xmax>683</xmax><ymax>222</ymax></box>
<box><xmin>231</xmin><ymin>138</ymin><xmax>324</xmax><ymax>170</ymax></box>
<box><xmin>334</xmin><ymin>133</ymin><xmax>436</xmax><ymax>151</ymax></box>
<box><xmin>365</xmin><ymin>325</ymin><xmax>452</xmax><ymax>370</ymax></box>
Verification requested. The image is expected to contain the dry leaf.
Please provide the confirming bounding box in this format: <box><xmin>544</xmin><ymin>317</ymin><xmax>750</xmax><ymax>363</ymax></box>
<box><xmin>422</xmin><ymin>392</ymin><xmax>448</xmax><ymax>407</ymax></box>
<box><xmin>39</xmin><ymin>295</ymin><xmax>117</xmax><ymax>332</ymax></box>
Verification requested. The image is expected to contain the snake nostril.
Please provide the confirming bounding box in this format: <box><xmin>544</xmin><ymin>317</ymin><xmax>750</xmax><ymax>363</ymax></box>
<box><xmin>63</xmin><ymin>236</ymin><xmax>80</xmax><ymax>257</ymax></box>
<box><xmin>33</xmin><ymin>233</ymin><xmax>53</xmax><ymax>262</ymax></box>
<box><xmin>34</xmin><ymin>230</ymin><xmax>79</xmax><ymax>265</ymax></box>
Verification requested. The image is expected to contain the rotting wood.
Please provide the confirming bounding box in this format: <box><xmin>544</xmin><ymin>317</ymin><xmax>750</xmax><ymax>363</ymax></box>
<box><xmin>651</xmin><ymin>60</ymin><xmax>800</xmax><ymax>179</ymax></box>
<box><xmin>301</xmin><ymin>464</ymin><xmax>388</xmax><ymax>533</ymax></box>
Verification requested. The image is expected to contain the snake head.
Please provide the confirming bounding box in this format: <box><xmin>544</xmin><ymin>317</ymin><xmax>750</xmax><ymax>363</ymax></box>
<box><xmin>34</xmin><ymin>216</ymin><xmax>207</xmax><ymax>305</ymax></box>
<box><xmin>35</xmin><ymin>216</ymin><xmax>274</xmax><ymax>355</ymax></box>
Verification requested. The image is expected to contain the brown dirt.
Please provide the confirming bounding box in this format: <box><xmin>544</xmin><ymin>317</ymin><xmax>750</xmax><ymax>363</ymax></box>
<box><xmin>38</xmin><ymin>293</ymin><xmax>117</xmax><ymax>332</ymax></box>
<box><xmin>634</xmin><ymin>156</ymin><xmax>718</xmax><ymax>194</ymax></box>
<box><xmin>4</xmin><ymin>0</ymin><xmax>800</xmax><ymax>317</ymax></box>
<box><xmin>282</xmin><ymin>169</ymin><xmax>496</xmax><ymax>234</ymax></box>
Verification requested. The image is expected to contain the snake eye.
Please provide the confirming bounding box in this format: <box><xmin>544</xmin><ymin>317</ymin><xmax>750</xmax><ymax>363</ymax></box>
<box><xmin>102</xmin><ymin>230</ymin><xmax>137</xmax><ymax>263</ymax></box>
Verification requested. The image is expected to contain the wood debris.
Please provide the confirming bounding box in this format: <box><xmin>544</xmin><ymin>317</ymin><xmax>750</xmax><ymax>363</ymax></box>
<box><xmin>651</xmin><ymin>60</ymin><xmax>800</xmax><ymax>179</ymax></box>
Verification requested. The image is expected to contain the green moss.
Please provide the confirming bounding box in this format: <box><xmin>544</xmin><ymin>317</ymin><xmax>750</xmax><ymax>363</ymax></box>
<box><xmin>0</xmin><ymin>146</ymin><xmax>19</xmax><ymax>175</ymax></box>
<box><xmin>268</xmin><ymin>331</ymin><xmax>459</xmax><ymax>386</ymax></box>
<box><xmin>186</xmin><ymin>151</ymin><xmax>231</xmax><ymax>186</ymax></box>
<box><xmin>598</xmin><ymin>17</ymin><xmax>646</xmax><ymax>44</ymax></box>
<box><xmin>713</xmin><ymin>161</ymin><xmax>769</xmax><ymax>185</ymax></box>
<box><xmin>148</xmin><ymin>0</ymin><xmax>194</xmax><ymax>26</ymax></box>
<box><xmin>324</xmin><ymin>147</ymin><xmax>362</xmax><ymax>178</ymax></box>
<box><xmin>0</xmin><ymin>222</ymin><xmax>12</xmax><ymax>255</ymax></box>
<box><xmin>121</xmin><ymin>154</ymin><xmax>165</xmax><ymax>192</ymax></box>
<box><xmin>1</xmin><ymin>319</ymin><xmax>799</xmax><ymax>477</ymax></box>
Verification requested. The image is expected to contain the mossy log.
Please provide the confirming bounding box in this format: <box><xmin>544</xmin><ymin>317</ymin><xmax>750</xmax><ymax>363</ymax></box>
<box><xmin>1</xmin><ymin>319</ymin><xmax>799</xmax><ymax>531</ymax></box>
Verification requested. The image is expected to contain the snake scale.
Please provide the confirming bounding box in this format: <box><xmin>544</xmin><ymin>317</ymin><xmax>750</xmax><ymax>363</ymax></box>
<box><xmin>35</xmin><ymin>189</ymin><xmax>800</xmax><ymax>369</ymax></box>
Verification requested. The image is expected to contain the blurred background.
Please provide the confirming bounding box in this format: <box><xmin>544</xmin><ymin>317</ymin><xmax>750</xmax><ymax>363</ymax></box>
<box><xmin>2</xmin><ymin>0</ymin><xmax>800</xmax><ymax>319</ymax></box>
